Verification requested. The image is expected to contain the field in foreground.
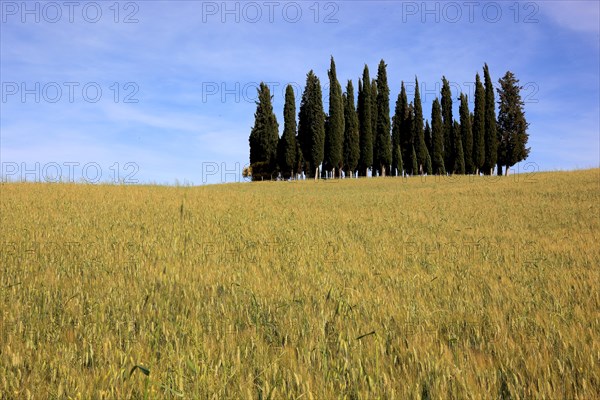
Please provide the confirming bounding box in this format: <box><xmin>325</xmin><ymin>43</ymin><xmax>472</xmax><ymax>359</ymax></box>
<box><xmin>1</xmin><ymin>169</ymin><xmax>599</xmax><ymax>399</ymax></box>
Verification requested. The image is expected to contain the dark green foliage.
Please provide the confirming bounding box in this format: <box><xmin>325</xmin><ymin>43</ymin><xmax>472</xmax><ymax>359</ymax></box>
<box><xmin>295</xmin><ymin>140</ymin><xmax>304</xmax><ymax>177</ymax></box>
<box><xmin>413</xmin><ymin>77</ymin><xmax>428</xmax><ymax>175</ymax></box>
<box><xmin>343</xmin><ymin>80</ymin><xmax>360</xmax><ymax>176</ymax></box>
<box><xmin>371</xmin><ymin>78</ymin><xmax>378</xmax><ymax>173</ymax></box>
<box><xmin>391</xmin><ymin>84</ymin><xmax>404</xmax><ymax>176</ymax></box>
<box><xmin>411</xmin><ymin>145</ymin><xmax>418</xmax><ymax>177</ymax></box>
<box><xmin>472</xmin><ymin>73</ymin><xmax>486</xmax><ymax>174</ymax></box>
<box><xmin>405</xmin><ymin>103</ymin><xmax>416</xmax><ymax>175</ymax></box>
<box><xmin>453</xmin><ymin>120</ymin><xmax>465</xmax><ymax>174</ymax></box>
<box><xmin>396</xmin><ymin>82</ymin><xmax>411</xmax><ymax>175</ymax></box>
<box><xmin>277</xmin><ymin>85</ymin><xmax>298</xmax><ymax>178</ymax></box>
<box><xmin>483</xmin><ymin>63</ymin><xmax>498</xmax><ymax>175</ymax></box>
<box><xmin>298</xmin><ymin>70</ymin><xmax>326</xmax><ymax>178</ymax></box>
<box><xmin>441</xmin><ymin>77</ymin><xmax>454</xmax><ymax>172</ymax></box>
<box><xmin>248</xmin><ymin>61</ymin><xmax>525</xmax><ymax>182</ymax></box>
<box><xmin>425</xmin><ymin>151</ymin><xmax>432</xmax><ymax>175</ymax></box>
<box><xmin>431</xmin><ymin>98</ymin><xmax>446</xmax><ymax>175</ymax></box>
<box><xmin>358</xmin><ymin>67</ymin><xmax>373</xmax><ymax>176</ymax></box>
<box><xmin>424</xmin><ymin>120</ymin><xmax>432</xmax><ymax>156</ymax></box>
<box><xmin>324</xmin><ymin>57</ymin><xmax>345</xmax><ymax>177</ymax></box>
<box><xmin>249</xmin><ymin>82</ymin><xmax>279</xmax><ymax>181</ymax></box>
<box><xmin>249</xmin><ymin>161</ymin><xmax>272</xmax><ymax>181</ymax></box>
<box><xmin>395</xmin><ymin>144</ymin><xmax>404</xmax><ymax>176</ymax></box>
<box><xmin>459</xmin><ymin>93</ymin><xmax>474</xmax><ymax>174</ymax></box>
<box><xmin>496</xmin><ymin>71</ymin><xmax>530</xmax><ymax>175</ymax></box>
<box><xmin>374</xmin><ymin>60</ymin><xmax>392</xmax><ymax>176</ymax></box>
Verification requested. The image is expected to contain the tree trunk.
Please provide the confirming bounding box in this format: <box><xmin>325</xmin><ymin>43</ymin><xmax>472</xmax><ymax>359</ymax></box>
<box><xmin>381</xmin><ymin>165</ymin><xmax>386</xmax><ymax>177</ymax></box>
<box><xmin>315</xmin><ymin>167</ymin><xmax>319</xmax><ymax>180</ymax></box>
<box><xmin>505</xmin><ymin>166</ymin><xmax>510</xmax><ymax>176</ymax></box>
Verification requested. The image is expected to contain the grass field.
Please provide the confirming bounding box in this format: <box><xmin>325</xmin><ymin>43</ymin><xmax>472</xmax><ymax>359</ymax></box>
<box><xmin>1</xmin><ymin>169</ymin><xmax>599</xmax><ymax>399</ymax></box>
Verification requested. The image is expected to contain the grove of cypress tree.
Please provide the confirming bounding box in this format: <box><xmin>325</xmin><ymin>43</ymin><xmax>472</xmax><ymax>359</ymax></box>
<box><xmin>249</xmin><ymin>82</ymin><xmax>279</xmax><ymax>180</ymax></box>
<box><xmin>343</xmin><ymin>80</ymin><xmax>360</xmax><ymax>177</ymax></box>
<box><xmin>324</xmin><ymin>56</ymin><xmax>344</xmax><ymax>178</ymax></box>
<box><xmin>431</xmin><ymin>98</ymin><xmax>446</xmax><ymax>175</ymax></box>
<box><xmin>441</xmin><ymin>77</ymin><xmax>454</xmax><ymax>173</ymax></box>
<box><xmin>358</xmin><ymin>66</ymin><xmax>373</xmax><ymax>176</ymax></box>
<box><xmin>413</xmin><ymin>77</ymin><xmax>428</xmax><ymax>175</ymax></box>
<box><xmin>453</xmin><ymin>120</ymin><xmax>465</xmax><ymax>174</ymax></box>
<box><xmin>277</xmin><ymin>84</ymin><xmax>297</xmax><ymax>179</ymax></box>
<box><xmin>298</xmin><ymin>70</ymin><xmax>326</xmax><ymax>179</ymax></box>
<box><xmin>459</xmin><ymin>93</ymin><xmax>474</xmax><ymax>174</ymax></box>
<box><xmin>374</xmin><ymin>60</ymin><xmax>392</xmax><ymax>177</ymax></box>
<box><xmin>483</xmin><ymin>63</ymin><xmax>498</xmax><ymax>175</ymax></box>
<box><xmin>472</xmin><ymin>73</ymin><xmax>486</xmax><ymax>175</ymax></box>
<box><xmin>496</xmin><ymin>71</ymin><xmax>531</xmax><ymax>176</ymax></box>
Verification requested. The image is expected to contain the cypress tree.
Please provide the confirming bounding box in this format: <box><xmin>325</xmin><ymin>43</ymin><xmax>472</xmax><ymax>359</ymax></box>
<box><xmin>424</xmin><ymin>120</ymin><xmax>432</xmax><ymax>156</ymax></box>
<box><xmin>425</xmin><ymin>151</ymin><xmax>432</xmax><ymax>175</ymax></box>
<box><xmin>324</xmin><ymin>56</ymin><xmax>344</xmax><ymax>178</ymax></box>
<box><xmin>374</xmin><ymin>60</ymin><xmax>392</xmax><ymax>177</ymax></box>
<box><xmin>483</xmin><ymin>63</ymin><xmax>498</xmax><ymax>175</ymax></box>
<box><xmin>298</xmin><ymin>70</ymin><xmax>326</xmax><ymax>179</ymax></box>
<box><xmin>431</xmin><ymin>98</ymin><xmax>446</xmax><ymax>175</ymax></box>
<box><xmin>441</xmin><ymin>77</ymin><xmax>454</xmax><ymax>173</ymax></box>
<box><xmin>397</xmin><ymin>82</ymin><xmax>411</xmax><ymax>174</ymax></box>
<box><xmin>358</xmin><ymin>66</ymin><xmax>373</xmax><ymax>176</ymax></box>
<box><xmin>371</xmin><ymin>78</ymin><xmax>378</xmax><ymax>174</ymax></box>
<box><xmin>391</xmin><ymin>95</ymin><xmax>402</xmax><ymax>176</ymax></box>
<box><xmin>295</xmin><ymin>140</ymin><xmax>304</xmax><ymax>177</ymax></box>
<box><xmin>472</xmin><ymin>73</ymin><xmax>486</xmax><ymax>175</ymax></box>
<box><xmin>392</xmin><ymin>84</ymin><xmax>407</xmax><ymax>176</ymax></box>
<box><xmin>453</xmin><ymin>120</ymin><xmax>465</xmax><ymax>174</ymax></box>
<box><xmin>343</xmin><ymin>80</ymin><xmax>360</xmax><ymax>177</ymax></box>
<box><xmin>496</xmin><ymin>71</ymin><xmax>531</xmax><ymax>176</ymax></box>
<box><xmin>411</xmin><ymin>145</ymin><xmax>418</xmax><ymax>178</ymax></box>
<box><xmin>396</xmin><ymin>144</ymin><xmax>404</xmax><ymax>176</ymax></box>
<box><xmin>459</xmin><ymin>93</ymin><xmax>474</xmax><ymax>174</ymax></box>
<box><xmin>405</xmin><ymin>103</ymin><xmax>416</xmax><ymax>175</ymax></box>
<box><xmin>277</xmin><ymin>85</ymin><xmax>298</xmax><ymax>179</ymax></box>
<box><xmin>413</xmin><ymin>77</ymin><xmax>428</xmax><ymax>175</ymax></box>
<box><xmin>249</xmin><ymin>82</ymin><xmax>279</xmax><ymax>180</ymax></box>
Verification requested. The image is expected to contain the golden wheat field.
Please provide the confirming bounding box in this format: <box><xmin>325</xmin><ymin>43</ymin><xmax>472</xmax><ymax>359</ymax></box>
<box><xmin>1</xmin><ymin>169</ymin><xmax>599</xmax><ymax>399</ymax></box>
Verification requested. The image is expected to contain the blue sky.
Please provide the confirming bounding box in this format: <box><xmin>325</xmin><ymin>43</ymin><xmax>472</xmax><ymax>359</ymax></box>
<box><xmin>1</xmin><ymin>0</ymin><xmax>598</xmax><ymax>184</ymax></box>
